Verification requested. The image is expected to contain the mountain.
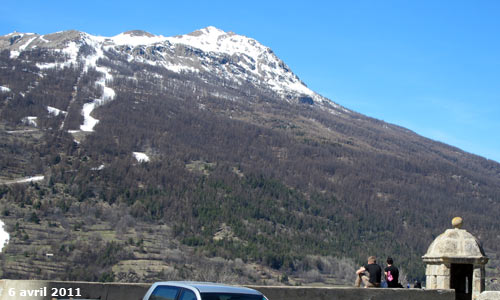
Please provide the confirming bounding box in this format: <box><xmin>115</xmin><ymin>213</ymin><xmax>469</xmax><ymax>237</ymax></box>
<box><xmin>0</xmin><ymin>27</ymin><xmax>499</xmax><ymax>285</ymax></box>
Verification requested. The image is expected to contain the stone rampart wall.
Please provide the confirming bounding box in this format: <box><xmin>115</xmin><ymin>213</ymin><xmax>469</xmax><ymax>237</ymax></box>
<box><xmin>0</xmin><ymin>280</ymin><xmax>455</xmax><ymax>300</ymax></box>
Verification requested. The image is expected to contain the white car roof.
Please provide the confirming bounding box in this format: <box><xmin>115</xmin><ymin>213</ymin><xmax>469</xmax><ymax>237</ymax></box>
<box><xmin>153</xmin><ymin>281</ymin><xmax>262</xmax><ymax>295</ymax></box>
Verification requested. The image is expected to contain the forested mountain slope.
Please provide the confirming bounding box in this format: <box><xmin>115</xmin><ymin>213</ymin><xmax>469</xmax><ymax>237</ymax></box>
<box><xmin>0</xmin><ymin>28</ymin><xmax>499</xmax><ymax>284</ymax></box>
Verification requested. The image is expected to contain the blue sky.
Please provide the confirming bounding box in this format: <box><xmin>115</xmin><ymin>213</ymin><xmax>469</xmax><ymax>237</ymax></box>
<box><xmin>2</xmin><ymin>0</ymin><xmax>499</xmax><ymax>162</ymax></box>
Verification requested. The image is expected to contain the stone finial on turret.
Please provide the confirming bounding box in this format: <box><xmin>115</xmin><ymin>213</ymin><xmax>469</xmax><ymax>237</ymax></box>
<box><xmin>452</xmin><ymin>216</ymin><xmax>463</xmax><ymax>229</ymax></box>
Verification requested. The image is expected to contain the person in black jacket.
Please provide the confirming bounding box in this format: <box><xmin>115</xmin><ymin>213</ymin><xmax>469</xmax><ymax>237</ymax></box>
<box><xmin>355</xmin><ymin>256</ymin><xmax>382</xmax><ymax>288</ymax></box>
<box><xmin>384</xmin><ymin>257</ymin><xmax>401</xmax><ymax>288</ymax></box>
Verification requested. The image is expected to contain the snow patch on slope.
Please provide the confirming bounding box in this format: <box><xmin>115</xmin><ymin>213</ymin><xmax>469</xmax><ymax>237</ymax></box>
<box><xmin>47</xmin><ymin>106</ymin><xmax>67</xmax><ymax>116</ymax></box>
<box><xmin>91</xmin><ymin>164</ymin><xmax>105</xmax><ymax>171</ymax></box>
<box><xmin>80</xmin><ymin>103</ymin><xmax>99</xmax><ymax>131</ymax></box>
<box><xmin>80</xmin><ymin>77</ymin><xmax>116</xmax><ymax>132</ymax></box>
<box><xmin>19</xmin><ymin>35</ymin><xmax>37</xmax><ymax>52</ymax></box>
<box><xmin>10</xmin><ymin>51</ymin><xmax>20</xmax><ymax>59</ymax></box>
<box><xmin>111</xmin><ymin>31</ymin><xmax>166</xmax><ymax>46</ymax></box>
<box><xmin>133</xmin><ymin>152</ymin><xmax>150</xmax><ymax>163</ymax></box>
<box><xmin>22</xmin><ymin>116</ymin><xmax>37</xmax><ymax>127</ymax></box>
<box><xmin>13</xmin><ymin>175</ymin><xmax>45</xmax><ymax>183</ymax></box>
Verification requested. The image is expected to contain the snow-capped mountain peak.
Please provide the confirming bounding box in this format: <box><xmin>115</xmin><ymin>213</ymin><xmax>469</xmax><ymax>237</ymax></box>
<box><xmin>0</xmin><ymin>27</ymin><xmax>340</xmax><ymax>113</ymax></box>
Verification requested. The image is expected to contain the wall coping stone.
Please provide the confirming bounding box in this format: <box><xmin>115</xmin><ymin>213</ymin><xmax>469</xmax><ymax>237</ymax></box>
<box><xmin>0</xmin><ymin>280</ymin><xmax>456</xmax><ymax>300</ymax></box>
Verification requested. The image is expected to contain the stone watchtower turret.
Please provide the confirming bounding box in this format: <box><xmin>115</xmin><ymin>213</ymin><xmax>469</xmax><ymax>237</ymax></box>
<box><xmin>422</xmin><ymin>217</ymin><xmax>488</xmax><ymax>300</ymax></box>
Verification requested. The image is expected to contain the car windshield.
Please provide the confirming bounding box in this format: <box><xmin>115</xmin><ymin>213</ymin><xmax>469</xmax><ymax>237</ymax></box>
<box><xmin>200</xmin><ymin>293</ymin><xmax>264</xmax><ymax>300</ymax></box>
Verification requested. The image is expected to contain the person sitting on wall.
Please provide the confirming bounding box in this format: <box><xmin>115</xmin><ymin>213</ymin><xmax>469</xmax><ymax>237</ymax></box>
<box><xmin>384</xmin><ymin>257</ymin><xmax>402</xmax><ymax>288</ymax></box>
<box><xmin>355</xmin><ymin>256</ymin><xmax>382</xmax><ymax>288</ymax></box>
